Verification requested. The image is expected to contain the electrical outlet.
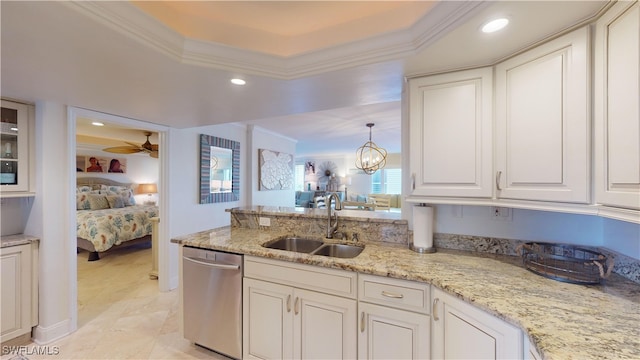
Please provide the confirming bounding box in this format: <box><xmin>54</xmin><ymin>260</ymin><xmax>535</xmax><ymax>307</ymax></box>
<box><xmin>491</xmin><ymin>206</ymin><xmax>512</xmax><ymax>221</ymax></box>
<box><xmin>259</xmin><ymin>217</ymin><xmax>271</xmax><ymax>227</ymax></box>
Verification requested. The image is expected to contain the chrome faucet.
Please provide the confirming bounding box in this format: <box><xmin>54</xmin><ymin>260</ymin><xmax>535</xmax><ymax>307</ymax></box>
<box><xmin>326</xmin><ymin>193</ymin><xmax>342</xmax><ymax>238</ymax></box>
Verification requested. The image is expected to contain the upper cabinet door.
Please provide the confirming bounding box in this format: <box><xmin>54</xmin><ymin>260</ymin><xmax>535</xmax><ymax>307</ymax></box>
<box><xmin>495</xmin><ymin>27</ymin><xmax>590</xmax><ymax>203</ymax></box>
<box><xmin>1</xmin><ymin>100</ymin><xmax>31</xmax><ymax>194</ymax></box>
<box><xmin>594</xmin><ymin>1</ymin><xmax>640</xmax><ymax>211</ymax></box>
<box><xmin>409</xmin><ymin>67</ymin><xmax>493</xmax><ymax>198</ymax></box>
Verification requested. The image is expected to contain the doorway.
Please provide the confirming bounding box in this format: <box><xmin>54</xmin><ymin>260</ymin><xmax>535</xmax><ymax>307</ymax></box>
<box><xmin>68</xmin><ymin>107</ymin><xmax>169</xmax><ymax>333</ymax></box>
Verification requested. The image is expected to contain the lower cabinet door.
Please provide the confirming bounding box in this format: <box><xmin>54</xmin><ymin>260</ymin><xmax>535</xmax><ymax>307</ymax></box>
<box><xmin>294</xmin><ymin>288</ymin><xmax>357</xmax><ymax>359</ymax></box>
<box><xmin>432</xmin><ymin>288</ymin><xmax>522</xmax><ymax>359</ymax></box>
<box><xmin>243</xmin><ymin>278</ymin><xmax>294</xmax><ymax>360</ymax></box>
<box><xmin>358</xmin><ymin>302</ymin><xmax>430</xmax><ymax>360</ymax></box>
<box><xmin>1</xmin><ymin>244</ymin><xmax>32</xmax><ymax>343</ymax></box>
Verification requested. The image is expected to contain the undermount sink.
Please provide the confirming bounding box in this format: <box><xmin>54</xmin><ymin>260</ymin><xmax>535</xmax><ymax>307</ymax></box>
<box><xmin>263</xmin><ymin>236</ymin><xmax>364</xmax><ymax>258</ymax></box>
<box><xmin>263</xmin><ymin>237</ymin><xmax>325</xmax><ymax>253</ymax></box>
<box><xmin>311</xmin><ymin>244</ymin><xmax>364</xmax><ymax>258</ymax></box>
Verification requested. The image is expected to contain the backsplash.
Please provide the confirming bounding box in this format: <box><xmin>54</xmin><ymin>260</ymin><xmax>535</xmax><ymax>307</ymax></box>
<box><xmin>230</xmin><ymin>209</ymin><xmax>408</xmax><ymax>245</ymax></box>
<box><xmin>431</xmin><ymin>232</ymin><xmax>640</xmax><ymax>285</ymax></box>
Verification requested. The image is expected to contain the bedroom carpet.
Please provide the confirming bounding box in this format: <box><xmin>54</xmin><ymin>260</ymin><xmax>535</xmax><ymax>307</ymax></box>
<box><xmin>4</xmin><ymin>244</ymin><xmax>230</xmax><ymax>360</ymax></box>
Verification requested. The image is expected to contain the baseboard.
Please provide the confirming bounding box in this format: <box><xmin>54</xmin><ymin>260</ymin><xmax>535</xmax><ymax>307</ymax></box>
<box><xmin>32</xmin><ymin>319</ymin><xmax>72</xmax><ymax>345</ymax></box>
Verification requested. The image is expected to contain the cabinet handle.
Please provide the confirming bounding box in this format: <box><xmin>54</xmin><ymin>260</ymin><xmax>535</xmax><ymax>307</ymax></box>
<box><xmin>286</xmin><ymin>295</ymin><xmax>291</xmax><ymax>313</ymax></box>
<box><xmin>294</xmin><ymin>297</ymin><xmax>300</xmax><ymax>315</ymax></box>
<box><xmin>381</xmin><ymin>291</ymin><xmax>404</xmax><ymax>299</ymax></box>
<box><xmin>412</xmin><ymin>173</ymin><xmax>416</xmax><ymax>190</ymax></box>
<box><xmin>496</xmin><ymin>171</ymin><xmax>502</xmax><ymax>191</ymax></box>
<box><xmin>432</xmin><ymin>298</ymin><xmax>440</xmax><ymax>321</ymax></box>
<box><xmin>360</xmin><ymin>312</ymin><xmax>365</xmax><ymax>333</ymax></box>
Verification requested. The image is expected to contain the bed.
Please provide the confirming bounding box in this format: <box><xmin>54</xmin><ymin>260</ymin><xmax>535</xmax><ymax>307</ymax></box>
<box><xmin>76</xmin><ymin>178</ymin><xmax>158</xmax><ymax>261</ymax></box>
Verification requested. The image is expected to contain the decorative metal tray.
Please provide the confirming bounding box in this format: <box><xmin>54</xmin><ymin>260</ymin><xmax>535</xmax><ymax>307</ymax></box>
<box><xmin>521</xmin><ymin>242</ymin><xmax>613</xmax><ymax>284</ymax></box>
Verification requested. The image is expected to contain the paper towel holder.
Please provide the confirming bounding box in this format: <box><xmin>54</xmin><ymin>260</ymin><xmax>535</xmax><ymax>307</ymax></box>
<box><xmin>410</xmin><ymin>203</ymin><xmax>436</xmax><ymax>254</ymax></box>
<box><xmin>409</xmin><ymin>243</ymin><xmax>436</xmax><ymax>254</ymax></box>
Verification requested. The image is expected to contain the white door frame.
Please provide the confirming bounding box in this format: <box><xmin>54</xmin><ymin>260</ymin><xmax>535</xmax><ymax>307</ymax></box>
<box><xmin>66</xmin><ymin>106</ymin><xmax>171</xmax><ymax>332</ymax></box>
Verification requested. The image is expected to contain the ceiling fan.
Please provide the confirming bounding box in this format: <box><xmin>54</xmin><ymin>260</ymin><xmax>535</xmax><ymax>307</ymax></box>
<box><xmin>102</xmin><ymin>131</ymin><xmax>159</xmax><ymax>158</ymax></box>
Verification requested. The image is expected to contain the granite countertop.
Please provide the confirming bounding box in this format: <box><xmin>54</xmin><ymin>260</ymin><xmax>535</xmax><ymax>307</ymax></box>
<box><xmin>1</xmin><ymin>234</ymin><xmax>39</xmax><ymax>248</ymax></box>
<box><xmin>172</xmin><ymin>226</ymin><xmax>640</xmax><ymax>360</ymax></box>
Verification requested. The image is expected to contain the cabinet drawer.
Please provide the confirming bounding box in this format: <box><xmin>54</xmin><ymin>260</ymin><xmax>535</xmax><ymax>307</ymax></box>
<box><xmin>358</xmin><ymin>274</ymin><xmax>430</xmax><ymax>314</ymax></box>
<box><xmin>244</xmin><ymin>256</ymin><xmax>357</xmax><ymax>299</ymax></box>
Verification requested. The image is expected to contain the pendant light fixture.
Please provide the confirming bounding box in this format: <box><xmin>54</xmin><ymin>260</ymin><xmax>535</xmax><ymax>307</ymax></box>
<box><xmin>355</xmin><ymin>123</ymin><xmax>387</xmax><ymax>175</ymax></box>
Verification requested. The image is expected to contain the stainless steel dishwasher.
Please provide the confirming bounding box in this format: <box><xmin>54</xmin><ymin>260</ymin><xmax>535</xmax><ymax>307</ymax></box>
<box><xmin>183</xmin><ymin>247</ymin><xmax>243</xmax><ymax>359</ymax></box>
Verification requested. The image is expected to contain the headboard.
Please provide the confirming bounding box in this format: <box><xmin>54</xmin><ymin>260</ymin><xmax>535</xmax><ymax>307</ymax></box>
<box><xmin>76</xmin><ymin>177</ymin><xmax>133</xmax><ymax>190</ymax></box>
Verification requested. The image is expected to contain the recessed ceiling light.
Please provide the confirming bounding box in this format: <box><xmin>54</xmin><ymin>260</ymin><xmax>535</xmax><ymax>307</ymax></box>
<box><xmin>482</xmin><ymin>18</ymin><xmax>509</xmax><ymax>33</ymax></box>
<box><xmin>91</xmin><ymin>121</ymin><xmax>104</xmax><ymax>126</ymax></box>
<box><xmin>230</xmin><ymin>78</ymin><xmax>246</xmax><ymax>86</ymax></box>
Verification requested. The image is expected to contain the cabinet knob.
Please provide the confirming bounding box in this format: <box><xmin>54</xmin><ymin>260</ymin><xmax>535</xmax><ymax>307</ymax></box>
<box><xmin>432</xmin><ymin>298</ymin><xmax>440</xmax><ymax>321</ymax></box>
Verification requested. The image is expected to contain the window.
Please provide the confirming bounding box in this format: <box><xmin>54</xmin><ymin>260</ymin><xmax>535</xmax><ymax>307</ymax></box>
<box><xmin>371</xmin><ymin>168</ymin><xmax>401</xmax><ymax>194</ymax></box>
<box><xmin>294</xmin><ymin>164</ymin><xmax>305</xmax><ymax>191</ymax></box>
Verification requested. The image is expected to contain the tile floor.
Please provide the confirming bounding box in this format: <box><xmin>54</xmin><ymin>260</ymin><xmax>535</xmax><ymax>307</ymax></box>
<box><xmin>2</xmin><ymin>244</ymin><xmax>229</xmax><ymax>360</ymax></box>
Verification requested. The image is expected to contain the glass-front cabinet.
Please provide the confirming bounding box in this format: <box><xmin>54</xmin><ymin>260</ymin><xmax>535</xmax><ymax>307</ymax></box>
<box><xmin>1</xmin><ymin>99</ymin><xmax>32</xmax><ymax>194</ymax></box>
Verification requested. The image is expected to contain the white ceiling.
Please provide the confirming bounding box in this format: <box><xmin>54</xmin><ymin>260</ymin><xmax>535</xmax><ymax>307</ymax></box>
<box><xmin>1</xmin><ymin>1</ymin><xmax>608</xmax><ymax>157</ymax></box>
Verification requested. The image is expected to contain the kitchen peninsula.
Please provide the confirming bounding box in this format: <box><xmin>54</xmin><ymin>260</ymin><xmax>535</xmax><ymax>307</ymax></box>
<box><xmin>173</xmin><ymin>206</ymin><xmax>640</xmax><ymax>359</ymax></box>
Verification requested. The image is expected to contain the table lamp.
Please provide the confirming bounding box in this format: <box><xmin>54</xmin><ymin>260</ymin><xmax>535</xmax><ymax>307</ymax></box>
<box><xmin>137</xmin><ymin>183</ymin><xmax>158</xmax><ymax>205</ymax></box>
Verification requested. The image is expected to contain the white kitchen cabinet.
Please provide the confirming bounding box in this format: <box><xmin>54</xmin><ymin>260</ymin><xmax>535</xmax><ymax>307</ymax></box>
<box><xmin>495</xmin><ymin>27</ymin><xmax>590</xmax><ymax>203</ymax></box>
<box><xmin>243</xmin><ymin>278</ymin><xmax>294</xmax><ymax>359</ymax></box>
<box><xmin>1</xmin><ymin>242</ymin><xmax>38</xmax><ymax>345</ymax></box>
<box><xmin>525</xmin><ymin>338</ymin><xmax>543</xmax><ymax>360</ymax></box>
<box><xmin>1</xmin><ymin>99</ymin><xmax>34</xmax><ymax>196</ymax></box>
<box><xmin>409</xmin><ymin>67</ymin><xmax>493</xmax><ymax>198</ymax></box>
<box><xmin>358</xmin><ymin>274</ymin><xmax>430</xmax><ymax>359</ymax></box>
<box><xmin>431</xmin><ymin>287</ymin><xmax>522</xmax><ymax>360</ymax></box>
<box><xmin>243</xmin><ymin>256</ymin><xmax>358</xmax><ymax>360</ymax></box>
<box><xmin>594</xmin><ymin>1</ymin><xmax>640</xmax><ymax>218</ymax></box>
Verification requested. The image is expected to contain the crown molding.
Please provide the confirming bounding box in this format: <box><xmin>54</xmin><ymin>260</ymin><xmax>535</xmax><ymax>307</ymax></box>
<box><xmin>64</xmin><ymin>1</ymin><xmax>489</xmax><ymax>80</ymax></box>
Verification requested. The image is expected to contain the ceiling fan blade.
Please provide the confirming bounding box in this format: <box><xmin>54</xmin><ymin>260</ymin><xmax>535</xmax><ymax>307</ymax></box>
<box><xmin>149</xmin><ymin>151</ymin><xmax>159</xmax><ymax>158</ymax></box>
<box><xmin>124</xmin><ymin>141</ymin><xmax>144</xmax><ymax>149</ymax></box>
<box><xmin>102</xmin><ymin>146</ymin><xmax>142</xmax><ymax>154</ymax></box>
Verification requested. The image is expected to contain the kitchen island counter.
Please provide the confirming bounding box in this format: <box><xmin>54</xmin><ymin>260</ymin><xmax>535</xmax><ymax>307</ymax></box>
<box><xmin>173</xmin><ymin>224</ymin><xmax>640</xmax><ymax>360</ymax></box>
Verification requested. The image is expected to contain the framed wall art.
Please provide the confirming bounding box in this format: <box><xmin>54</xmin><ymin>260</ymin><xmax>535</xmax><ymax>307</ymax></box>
<box><xmin>258</xmin><ymin>149</ymin><xmax>293</xmax><ymax>190</ymax></box>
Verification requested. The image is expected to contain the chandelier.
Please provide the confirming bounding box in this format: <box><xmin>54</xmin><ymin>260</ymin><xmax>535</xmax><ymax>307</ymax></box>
<box><xmin>355</xmin><ymin>123</ymin><xmax>387</xmax><ymax>175</ymax></box>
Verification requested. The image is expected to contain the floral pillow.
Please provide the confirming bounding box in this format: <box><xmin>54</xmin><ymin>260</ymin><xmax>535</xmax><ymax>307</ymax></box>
<box><xmin>101</xmin><ymin>185</ymin><xmax>129</xmax><ymax>192</ymax></box>
<box><xmin>76</xmin><ymin>186</ymin><xmax>92</xmax><ymax>193</ymax></box>
<box><xmin>76</xmin><ymin>193</ymin><xmax>91</xmax><ymax>210</ymax></box>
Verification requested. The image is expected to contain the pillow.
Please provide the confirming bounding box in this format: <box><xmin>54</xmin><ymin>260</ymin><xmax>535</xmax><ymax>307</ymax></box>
<box><xmin>104</xmin><ymin>189</ymin><xmax>136</xmax><ymax>206</ymax></box>
<box><xmin>76</xmin><ymin>193</ymin><xmax>91</xmax><ymax>210</ymax></box>
<box><xmin>87</xmin><ymin>194</ymin><xmax>110</xmax><ymax>210</ymax></box>
<box><xmin>101</xmin><ymin>185</ymin><xmax>130</xmax><ymax>192</ymax></box>
<box><xmin>356</xmin><ymin>195</ymin><xmax>367</xmax><ymax>203</ymax></box>
<box><xmin>76</xmin><ymin>185</ymin><xmax>92</xmax><ymax>193</ymax></box>
<box><xmin>106</xmin><ymin>195</ymin><xmax>125</xmax><ymax>209</ymax></box>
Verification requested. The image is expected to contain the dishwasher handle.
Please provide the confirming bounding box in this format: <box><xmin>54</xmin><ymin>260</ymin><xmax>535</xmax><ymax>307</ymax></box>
<box><xmin>184</xmin><ymin>256</ymin><xmax>241</xmax><ymax>270</ymax></box>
